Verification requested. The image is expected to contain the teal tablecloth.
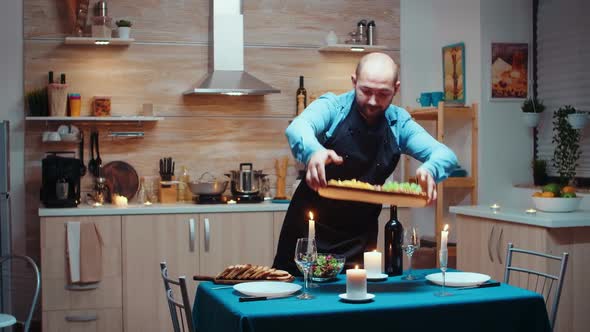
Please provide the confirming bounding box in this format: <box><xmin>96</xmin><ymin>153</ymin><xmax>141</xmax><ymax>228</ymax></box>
<box><xmin>193</xmin><ymin>269</ymin><xmax>550</xmax><ymax>332</ymax></box>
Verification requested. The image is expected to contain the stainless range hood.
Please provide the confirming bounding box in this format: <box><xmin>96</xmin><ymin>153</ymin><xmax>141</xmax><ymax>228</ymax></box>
<box><xmin>184</xmin><ymin>0</ymin><xmax>280</xmax><ymax>96</ymax></box>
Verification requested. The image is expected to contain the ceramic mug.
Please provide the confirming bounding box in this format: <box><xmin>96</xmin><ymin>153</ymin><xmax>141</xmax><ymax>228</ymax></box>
<box><xmin>430</xmin><ymin>91</ymin><xmax>444</xmax><ymax>106</ymax></box>
<box><xmin>416</xmin><ymin>93</ymin><xmax>432</xmax><ymax>107</ymax></box>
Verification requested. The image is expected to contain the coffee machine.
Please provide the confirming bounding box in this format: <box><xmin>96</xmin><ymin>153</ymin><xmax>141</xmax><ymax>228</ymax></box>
<box><xmin>40</xmin><ymin>152</ymin><xmax>82</xmax><ymax>208</ymax></box>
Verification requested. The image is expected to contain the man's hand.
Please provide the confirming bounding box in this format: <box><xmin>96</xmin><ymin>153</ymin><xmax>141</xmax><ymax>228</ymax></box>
<box><xmin>416</xmin><ymin>168</ymin><xmax>437</xmax><ymax>205</ymax></box>
<box><xmin>306</xmin><ymin>149</ymin><xmax>344</xmax><ymax>191</ymax></box>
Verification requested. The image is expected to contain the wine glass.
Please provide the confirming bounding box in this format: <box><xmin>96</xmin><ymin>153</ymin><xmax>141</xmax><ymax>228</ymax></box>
<box><xmin>294</xmin><ymin>238</ymin><xmax>317</xmax><ymax>300</ymax></box>
<box><xmin>402</xmin><ymin>226</ymin><xmax>420</xmax><ymax>280</ymax></box>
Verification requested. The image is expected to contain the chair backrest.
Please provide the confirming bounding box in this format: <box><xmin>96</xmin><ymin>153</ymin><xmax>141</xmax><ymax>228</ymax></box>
<box><xmin>503</xmin><ymin>243</ymin><xmax>568</xmax><ymax>330</ymax></box>
<box><xmin>159</xmin><ymin>262</ymin><xmax>195</xmax><ymax>332</ymax></box>
<box><xmin>0</xmin><ymin>255</ymin><xmax>41</xmax><ymax>332</ymax></box>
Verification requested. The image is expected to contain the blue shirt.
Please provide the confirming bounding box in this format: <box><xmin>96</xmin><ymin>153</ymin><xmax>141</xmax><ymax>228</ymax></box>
<box><xmin>285</xmin><ymin>90</ymin><xmax>458</xmax><ymax>183</ymax></box>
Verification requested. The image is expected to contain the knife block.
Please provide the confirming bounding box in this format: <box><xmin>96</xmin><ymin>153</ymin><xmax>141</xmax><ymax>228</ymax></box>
<box><xmin>159</xmin><ymin>176</ymin><xmax>177</xmax><ymax>204</ymax></box>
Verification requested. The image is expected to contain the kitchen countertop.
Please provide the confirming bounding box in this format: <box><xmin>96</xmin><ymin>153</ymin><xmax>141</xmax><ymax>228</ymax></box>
<box><xmin>39</xmin><ymin>202</ymin><xmax>292</xmax><ymax>217</ymax></box>
<box><xmin>450</xmin><ymin>205</ymin><xmax>590</xmax><ymax>228</ymax></box>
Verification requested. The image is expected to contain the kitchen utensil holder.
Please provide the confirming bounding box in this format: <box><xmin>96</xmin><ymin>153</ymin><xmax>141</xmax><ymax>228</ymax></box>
<box><xmin>159</xmin><ymin>176</ymin><xmax>177</xmax><ymax>203</ymax></box>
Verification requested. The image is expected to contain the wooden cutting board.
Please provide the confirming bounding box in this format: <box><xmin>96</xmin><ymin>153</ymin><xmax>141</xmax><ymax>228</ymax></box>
<box><xmin>318</xmin><ymin>185</ymin><xmax>428</xmax><ymax>208</ymax></box>
<box><xmin>101</xmin><ymin>161</ymin><xmax>140</xmax><ymax>202</ymax></box>
<box><xmin>193</xmin><ymin>275</ymin><xmax>295</xmax><ymax>284</ymax></box>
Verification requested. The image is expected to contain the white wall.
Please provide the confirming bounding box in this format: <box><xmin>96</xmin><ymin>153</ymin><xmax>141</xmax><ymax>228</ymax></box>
<box><xmin>400</xmin><ymin>0</ymin><xmax>533</xmax><ymax>238</ymax></box>
<box><xmin>401</xmin><ymin>0</ymin><xmax>481</xmax><ymax>239</ymax></box>
<box><xmin>479</xmin><ymin>0</ymin><xmax>533</xmax><ymax>207</ymax></box>
<box><xmin>0</xmin><ymin>0</ymin><xmax>24</xmax><ymax>254</ymax></box>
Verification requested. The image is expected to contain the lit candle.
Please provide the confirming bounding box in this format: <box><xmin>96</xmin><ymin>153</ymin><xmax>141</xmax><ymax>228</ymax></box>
<box><xmin>113</xmin><ymin>195</ymin><xmax>128</xmax><ymax>207</ymax></box>
<box><xmin>490</xmin><ymin>203</ymin><xmax>501</xmax><ymax>212</ymax></box>
<box><xmin>227</xmin><ymin>199</ymin><xmax>236</xmax><ymax>204</ymax></box>
<box><xmin>441</xmin><ymin>224</ymin><xmax>449</xmax><ymax>252</ymax></box>
<box><xmin>92</xmin><ymin>202</ymin><xmax>102</xmax><ymax>207</ymax></box>
<box><xmin>308</xmin><ymin>211</ymin><xmax>315</xmax><ymax>241</ymax></box>
<box><xmin>363</xmin><ymin>250</ymin><xmax>382</xmax><ymax>277</ymax></box>
<box><xmin>525</xmin><ymin>208</ymin><xmax>537</xmax><ymax>215</ymax></box>
<box><xmin>346</xmin><ymin>265</ymin><xmax>367</xmax><ymax>299</ymax></box>
<box><xmin>143</xmin><ymin>201</ymin><xmax>153</xmax><ymax>206</ymax></box>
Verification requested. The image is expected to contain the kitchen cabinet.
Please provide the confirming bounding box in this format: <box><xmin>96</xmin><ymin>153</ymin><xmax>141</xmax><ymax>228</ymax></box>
<box><xmin>122</xmin><ymin>214</ymin><xmax>199</xmax><ymax>332</ymax></box>
<box><xmin>404</xmin><ymin>102</ymin><xmax>479</xmax><ymax>261</ymax></box>
<box><xmin>199</xmin><ymin>212</ymin><xmax>275</xmax><ymax>276</ymax></box>
<box><xmin>456</xmin><ymin>214</ymin><xmax>590</xmax><ymax>332</ymax></box>
<box><xmin>273</xmin><ymin>211</ymin><xmax>287</xmax><ymax>255</ymax></box>
<box><xmin>40</xmin><ymin>216</ymin><xmax>122</xmax><ymax>331</ymax></box>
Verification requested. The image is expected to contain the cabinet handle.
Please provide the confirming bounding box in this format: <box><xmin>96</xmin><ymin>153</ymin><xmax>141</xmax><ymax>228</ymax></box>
<box><xmin>189</xmin><ymin>218</ymin><xmax>195</xmax><ymax>252</ymax></box>
<box><xmin>204</xmin><ymin>218</ymin><xmax>210</xmax><ymax>253</ymax></box>
<box><xmin>497</xmin><ymin>227</ymin><xmax>504</xmax><ymax>264</ymax></box>
<box><xmin>65</xmin><ymin>314</ymin><xmax>97</xmax><ymax>322</ymax></box>
<box><xmin>488</xmin><ymin>225</ymin><xmax>495</xmax><ymax>263</ymax></box>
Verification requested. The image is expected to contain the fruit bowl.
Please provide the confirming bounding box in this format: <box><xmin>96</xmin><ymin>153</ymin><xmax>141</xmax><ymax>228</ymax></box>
<box><xmin>310</xmin><ymin>254</ymin><xmax>345</xmax><ymax>282</ymax></box>
<box><xmin>532</xmin><ymin>197</ymin><xmax>582</xmax><ymax>213</ymax></box>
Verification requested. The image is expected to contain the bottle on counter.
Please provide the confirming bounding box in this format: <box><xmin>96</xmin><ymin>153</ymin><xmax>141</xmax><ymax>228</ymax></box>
<box><xmin>357</xmin><ymin>19</ymin><xmax>367</xmax><ymax>44</ymax></box>
<box><xmin>48</xmin><ymin>71</ymin><xmax>54</xmax><ymax>84</ymax></box>
<box><xmin>367</xmin><ymin>20</ymin><xmax>376</xmax><ymax>45</ymax></box>
<box><xmin>296</xmin><ymin>75</ymin><xmax>307</xmax><ymax>116</ymax></box>
<box><xmin>177</xmin><ymin>166</ymin><xmax>190</xmax><ymax>202</ymax></box>
<box><xmin>384</xmin><ymin>205</ymin><xmax>403</xmax><ymax>276</ymax></box>
<box><xmin>60</xmin><ymin>73</ymin><xmax>66</xmax><ymax>84</ymax></box>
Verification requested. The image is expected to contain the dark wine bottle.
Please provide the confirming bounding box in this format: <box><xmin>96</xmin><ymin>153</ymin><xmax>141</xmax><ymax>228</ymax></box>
<box><xmin>296</xmin><ymin>75</ymin><xmax>307</xmax><ymax>115</ymax></box>
<box><xmin>60</xmin><ymin>73</ymin><xmax>66</xmax><ymax>84</ymax></box>
<box><xmin>48</xmin><ymin>71</ymin><xmax>54</xmax><ymax>84</ymax></box>
<box><xmin>384</xmin><ymin>205</ymin><xmax>403</xmax><ymax>276</ymax></box>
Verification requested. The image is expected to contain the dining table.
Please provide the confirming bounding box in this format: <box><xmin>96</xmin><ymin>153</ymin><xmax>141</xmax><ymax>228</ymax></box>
<box><xmin>192</xmin><ymin>269</ymin><xmax>551</xmax><ymax>332</ymax></box>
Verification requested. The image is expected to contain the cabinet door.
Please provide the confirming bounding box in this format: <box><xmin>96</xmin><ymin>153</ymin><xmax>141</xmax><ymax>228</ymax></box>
<box><xmin>456</xmin><ymin>215</ymin><xmax>498</xmax><ymax>279</ymax></box>
<box><xmin>122</xmin><ymin>214</ymin><xmax>199</xmax><ymax>332</ymax></box>
<box><xmin>40</xmin><ymin>216</ymin><xmax>122</xmax><ymax>311</ymax></box>
<box><xmin>43</xmin><ymin>308</ymin><xmax>122</xmax><ymax>332</ymax></box>
<box><xmin>199</xmin><ymin>212</ymin><xmax>274</xmax><ymax>276</ymax></box>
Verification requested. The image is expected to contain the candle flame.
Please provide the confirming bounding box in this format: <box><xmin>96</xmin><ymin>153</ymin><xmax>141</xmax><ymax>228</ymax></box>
<box><xmin>373</xmin><ymin>249</ymin><xmax>377</xmax><ymax>252</ymax></box>
<box><xmin>443</xmin><ymin>224</ymin><xmax>449</xmax><ymax>231</ymax></box>
<box><xmin>355</xmin><ymin>265</ymin><xmax>359</xmax><ymax>269</ymax></box>
<box><xmin>308</xmin><ymin>211</ymin><xmax>314</xmax><ymax>220</ymax></box>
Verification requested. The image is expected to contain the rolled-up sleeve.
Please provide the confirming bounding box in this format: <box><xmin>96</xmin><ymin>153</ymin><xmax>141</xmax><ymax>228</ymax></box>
<box><xmin>398</xmin><ymin>114</ymin><xmax>458</xmax><ymax>183</ymax></box>
<box><xmin>285</xmin><ymin>94</ymin><xmax>339</xmax><ymax>165</ymax></box>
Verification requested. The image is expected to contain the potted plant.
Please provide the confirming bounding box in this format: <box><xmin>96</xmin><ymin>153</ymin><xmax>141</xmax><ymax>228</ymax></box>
<box><xmin>552</xmin><ymin>105</ymin><xmax>582</xmax><ymax>185</ymax></box>
<box><xmin>532</xmin><ymin>159</ymin><xmax>548</xmax><ymax>186</ymax></box>
<box><xmin>116</xmin><ymin>19</ymin><xmax>132</xmax><ymax>39</ymax></box>
<box><xmin>521</xmin><ymin>97</ymin><xmax>545</xmax><ymax>127</ymax></box>
<box><xmin>565</xmin><ymin>106</ymin><xmax>588</xmax><ymax>130</ymax></box>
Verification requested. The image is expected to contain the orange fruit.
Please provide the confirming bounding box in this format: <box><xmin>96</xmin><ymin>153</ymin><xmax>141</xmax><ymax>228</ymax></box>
<box><xmin>562</xmin><ymin>186</ymin><xmax>576</xmax><ymax>194</ymax></box>
<box><xmin>532</xmin><ymin>192</ymin><xmax>543</xmax><ymax>197</ymax></box>
<box><xmin>541</xmin><ymin>192</ymin><xmax>555</xmax><ymax>198</ymax></box>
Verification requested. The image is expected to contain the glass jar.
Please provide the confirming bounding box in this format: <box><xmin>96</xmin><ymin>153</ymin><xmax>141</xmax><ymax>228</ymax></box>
<box><xmin>91</xmin><ymin>16</ymin><xmax>112</xmax><ymax>39</ymax></box>
<box><xmin>93</xmin><ymin>96</ymin><xmax>111</xmax><ymax>116</ymax></box>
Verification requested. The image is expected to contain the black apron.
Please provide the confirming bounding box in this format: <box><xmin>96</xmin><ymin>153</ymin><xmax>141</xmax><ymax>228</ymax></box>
<box><xmin>273</xmin><ymin>102</ymin><xmax>401</xmax><ymax>275</ymax></box>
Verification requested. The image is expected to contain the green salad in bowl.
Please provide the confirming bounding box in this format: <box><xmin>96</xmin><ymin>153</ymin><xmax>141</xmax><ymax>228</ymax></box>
<box><xmin>311</xmin><ymin>254</ymin><xmax>345</xmax><ymax>281</ymax></box>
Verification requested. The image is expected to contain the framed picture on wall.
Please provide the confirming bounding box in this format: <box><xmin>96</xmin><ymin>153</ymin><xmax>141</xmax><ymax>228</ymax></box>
<box><xmin>442</xmin><ymin>42</ymin><xmax>466</xmax><ymax>105</ymax></box>
<box><xmin>490</xmin><ymin>42</ymin><xmax>528</xmax><ymax>100</ymax></box>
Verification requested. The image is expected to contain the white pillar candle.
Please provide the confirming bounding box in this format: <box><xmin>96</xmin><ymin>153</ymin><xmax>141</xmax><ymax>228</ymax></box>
<box><xmin>441</xmin><ymin>224</ymin><xmax>449</xmax><ymax>251</ymax></box>
<box><xmin>346</xmin><ymin>265</ymin><xmax>367</xmax><ymax>299</ymax></box>
<box><xmin>363</xmin><ymin>250</ymin><xmax>382</xmax><ymax>276</ymax></box>
<box><xmin>114</xmin><ymin>195</ymin><xmax>128</xmax><ymax>207</ymax></box>
<box><xmin>308</xmin><ymin>211</ymin><xmax>315</xmax><ymax>241</ymax></box>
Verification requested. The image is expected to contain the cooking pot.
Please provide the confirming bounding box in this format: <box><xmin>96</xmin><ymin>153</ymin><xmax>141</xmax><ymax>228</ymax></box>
<box><xmin>188</xmin><ymin>172</ymin><xmax>229</xmax><ymax>196</ymax></box>
<box><xmin>226</xmin><ymin>163</ymin><xmax>267</xmax><ymax>195</ymax></box>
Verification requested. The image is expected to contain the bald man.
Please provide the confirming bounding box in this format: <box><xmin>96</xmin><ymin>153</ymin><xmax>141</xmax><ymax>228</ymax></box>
<box><xmin>273</xmin><ymin>53</ymin><xmax>458</xmax><ymax>275</ymax></box>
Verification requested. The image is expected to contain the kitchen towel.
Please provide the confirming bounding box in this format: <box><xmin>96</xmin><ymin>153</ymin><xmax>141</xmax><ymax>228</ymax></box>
<box><xmin>66</xmin><ymin>221</ymin><xmax>103</xmax><ymax>284</ymax></box>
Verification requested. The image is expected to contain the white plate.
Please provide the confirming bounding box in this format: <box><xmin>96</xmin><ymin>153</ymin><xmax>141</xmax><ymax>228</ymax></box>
<box><xmin>233</xmin><ymin>281</ymin><xmax>301</xmax><ymax>297</ymax></box>
<box><xmin>367</xmin><ymin>273</ymin><xmax>388</xmax><ymax>281</ymax></box>
<box><xmin>425</xmin><ymin>272</ymin><xmax>490</xmax><ymax>287</ymax></box>
<box><xmin>338</xmin><ymin>293</ymin><xmax>375</xmax><ymax>302</ymax></box>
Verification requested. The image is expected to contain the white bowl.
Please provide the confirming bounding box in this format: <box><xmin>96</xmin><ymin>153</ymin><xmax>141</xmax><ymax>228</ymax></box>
<box><xmin>532</xmin><ymin>197</ymin><xmax>582</xmax><ymax>213</ymax></box>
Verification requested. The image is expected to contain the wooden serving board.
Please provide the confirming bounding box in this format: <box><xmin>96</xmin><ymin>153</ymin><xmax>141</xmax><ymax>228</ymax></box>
<box><xmin>193</xmin><ymin>275</ymin><xmax>295</xmax><ymax>284</ymax></box>
<box><xmin>318</xmin><ymin>185</ymin><xmax>428</xmax><ymax>208</ymax></box>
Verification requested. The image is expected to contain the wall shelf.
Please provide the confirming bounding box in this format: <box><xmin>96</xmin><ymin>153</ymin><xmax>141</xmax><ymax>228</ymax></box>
<box><xmin>64</xmin><ymin>37</ymin><xmax>134</xmax><ymax>46</ymax></box>
<box><xmin>26</xmin><ymin>116</ymin><xmax>163</xmax><ymax>123</ymax></box>
<box><xmin>318</xmin><ymin>44</ymin><xmax>388</xmax><ymax>53</ymax></box>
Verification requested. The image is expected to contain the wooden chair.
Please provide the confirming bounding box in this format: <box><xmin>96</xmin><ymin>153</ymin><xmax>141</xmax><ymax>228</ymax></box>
<box><xmin>503</xmin><ymin>243</ymin><xmax>568</xmax><ymax>330</ymax></box>
<box><xmin>0</xmin><ymin>255</ymin><xmax>40</xmax><ymax>332</ymax></box>
<box><xmin>159</xmin><ymin>262</ymin><xmax>195</xmax><ymax>332</ymax></box>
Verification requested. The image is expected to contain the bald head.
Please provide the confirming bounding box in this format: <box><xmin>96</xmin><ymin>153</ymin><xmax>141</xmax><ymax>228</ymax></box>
<box><xmin>355</xmin><ymin>53</ymin><xmax>399</xmax><ymax>85</ymax></box>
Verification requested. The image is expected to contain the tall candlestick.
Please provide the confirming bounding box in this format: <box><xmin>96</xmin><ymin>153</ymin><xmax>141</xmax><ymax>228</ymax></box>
<box><xmin>346</xmin><ymin>265</ymin><xmax>367</xmax><ymax>299</ymax></box>
<box><xmin>441</xmin><ymin>224</ymin><xmax>449</xmax><ymax>251</ymax></box>
<box><xmin>363</xmin><ymin>250</ymin><xmax>382</xmax><ymax>276</ymax></box>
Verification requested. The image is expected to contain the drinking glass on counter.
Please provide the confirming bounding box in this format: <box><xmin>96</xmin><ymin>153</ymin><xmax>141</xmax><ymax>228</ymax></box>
<box><xmin>402</xmin><ymin>227</ymin><xmax>420</xmax><ymax>280</ymax></box>
<box><xmin>294</xmin><ymin>238</ymin><xmax>317</xmax><ymax>300</ymax></box>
